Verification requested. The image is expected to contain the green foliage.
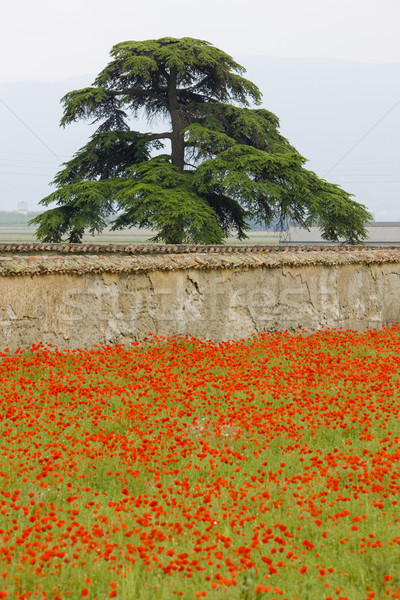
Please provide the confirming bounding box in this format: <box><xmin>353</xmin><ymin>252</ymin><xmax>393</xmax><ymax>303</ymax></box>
<box><xmin>31</xmin><ymin>37</ymin><xmax>372</xmax><ymax>244</ymax></box>
<box><xmin>52</xmin><ymin>130</ymin><xmax>160</xmax><ymax>185</ymax></box>
<box><xmin>29</xmin><ymin>180</ymin><xmax>117</xmax><ymax>243</ymax></box>
<box><xmin>112</xmin><ymin>156</ymin><xmax>225</xmax><ymax>244</ymax></box>
<box><xmin>185</xmin><ymin>104</ymin><xmax>295</xmax><ymax>154</ymax></box>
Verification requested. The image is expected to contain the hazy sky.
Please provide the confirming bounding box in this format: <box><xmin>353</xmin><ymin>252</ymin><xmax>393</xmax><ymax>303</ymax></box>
<box><xmin>2</xmin><ymin>0</ymin><xmax>400</xmax><ymax>83</ymax></box>
<box><xmin>1</xmin><ymin>0</ymin><xmax>400</xmax><ymax>219</ymax></box>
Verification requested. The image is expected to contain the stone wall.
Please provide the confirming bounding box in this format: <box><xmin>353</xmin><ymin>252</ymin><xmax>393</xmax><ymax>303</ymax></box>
<box><xmin>1</xmin><ymin>245</ymin><xmax>400</xmax><ymax>350</ymax></box>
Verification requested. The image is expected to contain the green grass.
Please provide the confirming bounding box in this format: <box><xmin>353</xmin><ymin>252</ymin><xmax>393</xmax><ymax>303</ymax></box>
<box><xmin>0</xmin><ymin>225</ymin><xmax>281</xmax><ymax>245</ymax></box>
<box><xmin>1</xmin><ymin>330</ymin><xmax>400</xmax><ymax>599</ymax></box>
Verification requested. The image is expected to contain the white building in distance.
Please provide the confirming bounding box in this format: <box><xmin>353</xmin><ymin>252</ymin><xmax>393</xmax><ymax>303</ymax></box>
<box><xmin>17</xmin><ymin>202</ymin><xmax>29</xmax><ymax>214</ymax></box>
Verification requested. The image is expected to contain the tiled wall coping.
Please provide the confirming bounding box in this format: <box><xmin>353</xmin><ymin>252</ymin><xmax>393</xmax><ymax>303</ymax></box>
<box><xmin>1</xmin><ymin>245</ymin><xmax>400</xmax><ymax>276</ymax></box>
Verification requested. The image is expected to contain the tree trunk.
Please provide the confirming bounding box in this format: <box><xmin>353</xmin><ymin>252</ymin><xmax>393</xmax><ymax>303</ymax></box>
<box><xmin>166</xmin><ymin>66</ymin><xmax>185</xmax><ymax>243</ymax></box>
<box><xmin>168</xmin><ymin>66</ymin><xmax>186</xmax><ymax>172</ymax></box>
<box><xmin>163</xmin><ymin>223</ymin><xmax>185</xmax><ymax>245</ymax></box>
<box><xmin>170</xmin><ymin>116</ymin><xmax>186</xmax><ymax>171</ymax></box>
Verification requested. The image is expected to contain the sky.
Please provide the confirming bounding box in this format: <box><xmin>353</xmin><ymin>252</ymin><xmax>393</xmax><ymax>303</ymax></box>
<box><xmin>2</xmin><ymin>0</ymin><xmax>400</xmax><ymax>83</ymax></box>
<box><xmin>1</xmin><ymin>0</ymin><xmax>400</xmax><ymax>219</ymax></box>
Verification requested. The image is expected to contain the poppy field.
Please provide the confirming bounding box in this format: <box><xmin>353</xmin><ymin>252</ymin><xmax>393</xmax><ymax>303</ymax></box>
<box><xmin>1</xmin><ymin>328</ymin><xmax>400</xmax><ymax>599</ymax></box>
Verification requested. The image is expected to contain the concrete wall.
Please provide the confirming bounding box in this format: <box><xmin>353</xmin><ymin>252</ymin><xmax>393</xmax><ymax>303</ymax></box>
<box><xmin>1</xmin><ymin>260</ymin><xmax>400</xmax><ymax>350</ymax></box>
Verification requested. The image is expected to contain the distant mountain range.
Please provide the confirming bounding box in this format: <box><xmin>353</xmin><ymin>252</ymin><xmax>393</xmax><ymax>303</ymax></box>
<box><xmin>1</xmin><ymin>57</ymin><xmax>399</xmax><ymax>220</ymax></box>
<box><xmin>0</xmin><ymin>211</ymin><xmax>41</xmax><ymax>226</ymax></box>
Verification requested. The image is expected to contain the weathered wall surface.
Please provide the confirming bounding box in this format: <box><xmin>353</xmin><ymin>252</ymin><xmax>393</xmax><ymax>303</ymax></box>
<box><xmin>1</xmin><ymin>246</ymin><xmax>400</xmax><ymax>350</ymax></box>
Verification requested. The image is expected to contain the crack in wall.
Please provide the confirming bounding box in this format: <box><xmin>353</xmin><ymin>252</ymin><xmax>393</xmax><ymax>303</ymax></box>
<box><xmin>187</xmin><ymin>273</ymin><xmax>202</xmax><ymax>295</ymax></box>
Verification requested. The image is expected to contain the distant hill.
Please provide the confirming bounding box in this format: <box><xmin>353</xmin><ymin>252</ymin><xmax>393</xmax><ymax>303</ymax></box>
<box><xmin>0</xmin><ymin>211</ymin><xmax>41</xmax><ymax>226</ymax></box>
<box><xmin>1</xmin><ymin>58</ymin><xmax>400</xmax><ymax>220</ymax></box>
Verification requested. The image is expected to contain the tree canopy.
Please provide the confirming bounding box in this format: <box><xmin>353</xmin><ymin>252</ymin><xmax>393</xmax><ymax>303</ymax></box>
<box><xmin>31</xmin><ymin>37</ymin><xmax>372</xmax><ymax>244</ymax></box>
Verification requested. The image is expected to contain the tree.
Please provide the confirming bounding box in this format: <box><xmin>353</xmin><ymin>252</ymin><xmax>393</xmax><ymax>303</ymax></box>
<box><xmin>30</xmin><ymin>37</ymin><xmax>372</xmax><ymax>244</ymax></box>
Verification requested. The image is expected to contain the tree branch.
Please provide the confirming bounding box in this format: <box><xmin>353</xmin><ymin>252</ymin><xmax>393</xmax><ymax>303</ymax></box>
<box><xmin>147</xmin><ymin>132</ymin><xmax>172</xmax><ymax>141</ymax></box>
<box><xmin>107</xmin><ymin>87</ymin><xmax>168</xmax><ymax>107</ymax></box>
